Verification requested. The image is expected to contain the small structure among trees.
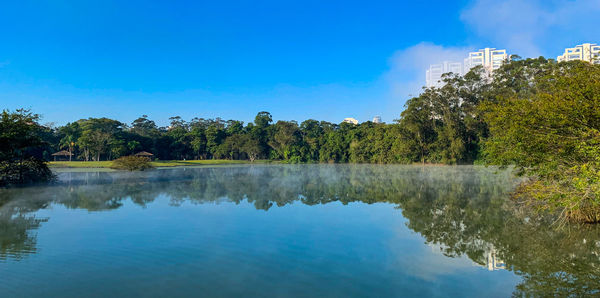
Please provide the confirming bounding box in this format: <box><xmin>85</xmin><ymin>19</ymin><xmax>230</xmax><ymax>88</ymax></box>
<box><xmin>134</xmin><ymin>151</ymin><xmax>154</xmax><ymax>160</ymax></box>
<box><xmin>51</xmin><ymin>150</ymin><xmax>73</xmax><ymax>161</ymax></box>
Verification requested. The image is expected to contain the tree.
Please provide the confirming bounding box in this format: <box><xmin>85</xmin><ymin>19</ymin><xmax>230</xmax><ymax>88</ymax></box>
<box><xmin>0</xmin><ymin>109</ymin><xmax>53</xmax><ymax>185</ymax></box>
<box><xmin>131</xmin><ymin>115</ymin><xmax>158</xmax><ymax>138</ymax></box>
<box><xmin>251</xmin><ymin>111</ymin><xmax>273</xmax><ymax>159</ymax></box>
<box><xmin>205</xmin><ymin>120</ymin><xmax>226</xmax><ymax>158</ymax></box>
<box><xmin>242</xmin><ymin>137</ymin><xmax>261</xmax><ymax>162</ymax></box>
<box><xmin>397</xmin><ymin>96</ymin><xmax>436</xmax><ymax>163</ymax></box>
<box><xmin>166</xmin><ymin>116</ymin><xmax>191</xmax><ymax>160</ymax></box>
<box><xmin>78</xmin><ymin>118</ymin><xmax>124</xmax><ymax>161</ymax></box>
<box><xmin>58</xmin><ymin>122</ymin><xmax>81</xmax><ymax>161</ymax></box>
<box><xmin>269</xmin><ymin>121</ymin><xmax>302</xmax><ymax>161</ymax></box>
<box><xmin>482</xmin><ymin>60</ymin><xmax>600</xmax><ymax>222</ymax></box>
<box><xmin>300</xmin><ymin>119</ymin><xmax>324</xmax><ymax>161</ymax></box>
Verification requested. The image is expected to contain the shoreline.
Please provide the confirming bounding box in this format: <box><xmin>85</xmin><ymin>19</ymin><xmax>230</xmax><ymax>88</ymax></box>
<box><xmin>48</xmin><ymin>160</ymin><xmax>270</xmax><ymax>169</ymax></box>
<box><xmin>48</xmin><ymin>161</ymin><xmax>501</xmax><ymax>171</ymax></box>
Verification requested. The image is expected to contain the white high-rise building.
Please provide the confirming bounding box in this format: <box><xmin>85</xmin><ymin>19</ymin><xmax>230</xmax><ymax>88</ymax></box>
<box><xmin>425</xmin><ymin>48</ymin><xmax>508</xmax><ymax>88</ymax></box>
<box><xmin>464</xmin><ymin>48</ymin><xmax>508</xmax><ymax>72</ymax></box>
<box><xmin>557</xmin><ymin>43</ymin><xmax>600</xmax><ymax>64</ymax></box>
<box><xmin>372</xmin><ymin>116</ymin><xmax>382</xmax><ymax>124</ymax></box>
<box><xmin>342</xmin><ymin>118</ymin><xmax>358</xmax><ymax>125</ymax></box>
<box><xmin>425</xmin><ymin>61</ymin><xmax>463</xmax><ymax>88</ymax></box>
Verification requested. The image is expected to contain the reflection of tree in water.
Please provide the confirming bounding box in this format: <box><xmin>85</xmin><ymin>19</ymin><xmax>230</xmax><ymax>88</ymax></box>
<box><xmin>0</xmin><ymin>190</ymin><xmax>49</xmax><ymax>260</ymax></box>
<box><xmin>0</xmin><ymin>165</ymin><xmax>599</xmax><ymax>295</ymax></box>
<box><xmin>390</xmin><ymin>167</ymin><xmax>600</xmax><ymax>297</ymax></box>
<box><xmin>0</xmin><ymin>214</ymin><xmax>47</xmax><ymax>261</ymax></box>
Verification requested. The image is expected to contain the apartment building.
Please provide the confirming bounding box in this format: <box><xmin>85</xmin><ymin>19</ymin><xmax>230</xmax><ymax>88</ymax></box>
<box><xmin>557</xmin><ymin>43</ymin><xmax>600</xmax><ymax>64</ymax></box>
<box><xmin>425</xmin><ymin>48</ymin><xmax>508</xmax><ymax>88</ymax></box>
<box><xmin>464</xmin><ymin>48</ymin><xmax>508</xmax><ymax>72</ymax></box>
<box><xmin>342</xmin><ymin>118</ymin><xmax>359</xmax><ymax>125</ymax></box>
<box><xmin>425</xmin><ymin>61</ymin><xmax>463</xmax><ymax>88</ymax></box>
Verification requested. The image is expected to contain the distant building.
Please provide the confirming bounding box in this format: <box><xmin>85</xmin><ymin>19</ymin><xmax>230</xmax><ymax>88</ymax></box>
<box><xmin>372</xmin><ymin>116</ymin><xmax>382</xmax><ymax>124</ymax></box>
<box><xmin>557</xmin><ymin>43</ymin><xmax>600</xmax><ymax>64</ymax></box>
<box><xmin>343</xmin><ymin>118</ymin><xmax>359</xmax><ymax>125</ymax></box>
<box><xmin>426</xmin><ymin>61</ymin><xmax>464</xmax><ymax>88</ymax></box>
<box><xmin>484</xmin><ymin>247</ymin><xmax>506</xmax><ymax>271</ymax></box>
<box><xmin>464</xmin><ymin>48</ymin><xmax>508</xmax><ymax>72</ymax></box>
<box><xmin>425</xmin><ymin>48</ymin><xmax>508</xmax><ymax>88</ymax></box>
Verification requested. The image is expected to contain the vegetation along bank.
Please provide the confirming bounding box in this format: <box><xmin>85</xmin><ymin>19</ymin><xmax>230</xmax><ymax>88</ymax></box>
<box><xmin>1</xmin><ymin>57</ymin><xmax>599</xmax><ymax>222</ymax></box>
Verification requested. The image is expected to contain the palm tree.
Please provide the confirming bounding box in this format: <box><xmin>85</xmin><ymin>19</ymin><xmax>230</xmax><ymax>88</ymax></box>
<box><xmin>58</xmin><ymin>122</ymin><xmax>81</xmax><ymax>162</ymax></box>
<box><xmin>59</xmin><ymin>135</ymin><xmax>75</xmax><ymax>161</ymax></box>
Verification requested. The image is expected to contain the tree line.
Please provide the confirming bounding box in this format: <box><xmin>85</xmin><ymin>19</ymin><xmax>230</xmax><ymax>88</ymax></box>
<box><xmin>2</xmin><ymin>57</ymin><xmax>589</xmax><ymax>166</ymax></box>
<box><xmin>2</xmin><ymin>56</ymin><xmax>600</xmax><ymax>222</ymax></box>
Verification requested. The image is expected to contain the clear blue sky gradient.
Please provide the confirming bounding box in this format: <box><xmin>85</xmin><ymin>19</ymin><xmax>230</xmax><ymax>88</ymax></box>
<box><xmin>1</xmin><ymin>0</ymin><xmax>598</xmax><ymax>126</ymax></box>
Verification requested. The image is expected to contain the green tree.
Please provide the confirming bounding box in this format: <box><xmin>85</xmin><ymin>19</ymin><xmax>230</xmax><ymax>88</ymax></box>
<box><xmin>269</xmin><ymin>121</ymin><xmax>302</xmax><ymax>161</ymax></box>
<box><xmin>482</xmin><ymin>60</ymin><xmax>600</xmax><ymax>222</ymax></box>
<box><xmin>78</xmin><ymin>118</ymin><xmax>124</xmax><ymax>161</ymax></box>
<box><xmin>397</xmin><ymin>96</ymin><xmax>436</xmax><ymax>163</ymax></box>
<box><xmin>58</xmin><ymin>122</ymin><xmax>81</xmax><ymax>161</ymax></box>
<box><xmin>251</xmin><ymin>111</ymin><xmax>273</xmax><ymax>159</ymax></box>
<box><xmin>0</xmin><ymin>109</ymin><xmax>54</xmax><ymax>185</ymax></box>
<box><xmin>131</xmin><ymin>115</ymin><xmax>158</xmax><ymax>138</ymax></box>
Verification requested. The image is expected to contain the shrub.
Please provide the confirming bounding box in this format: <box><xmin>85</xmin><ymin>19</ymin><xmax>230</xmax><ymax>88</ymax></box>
<box><xmin>110</xmin><ymin>156</ymin><xmax>154</xmax><ymax>171</ymax></box>
<box><xmin>0</xmin><ymin>158</ymin><xmax>55</xmax><ymax>187</ymax></box>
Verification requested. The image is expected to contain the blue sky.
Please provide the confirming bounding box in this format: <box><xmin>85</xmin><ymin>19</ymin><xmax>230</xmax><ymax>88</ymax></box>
<box><xmin>1</xmin><ymin>0</ymin><xmax>599</xmax><ymax>126</ymax></box>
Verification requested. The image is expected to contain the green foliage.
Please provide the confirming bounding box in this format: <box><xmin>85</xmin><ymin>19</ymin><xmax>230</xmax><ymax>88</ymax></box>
<box><xmin>0</xmin><ymin>158</ymin><xmax>55</xmax><ymax>186</ymax></box>
<box><xmin>110</xmin><ymin>156</ymin><xmax>154</xmax><ymax>171</ymax></box>
<box><xmin>482</xmin><ymin>60</ymin><xmax>600</xmax><ymax>222</ymax></box>
<box><xmin>0</xmin><ymin>109</ymin><xmax>54</xmax><ymax>186</ymax></box>
<box><xmin>396</xmin><ymin>69</ymin><xmax>489</xmax><ymax>164</ymax></box>
<box><xmin>78</xmin><ymin>118</ymin><xmax>125</xmax><ymax>161</ymax></box>
<box><xmin>0</xmin><ymin>109</ymin><xmax>45</xmax><ymax>161</ymax></box>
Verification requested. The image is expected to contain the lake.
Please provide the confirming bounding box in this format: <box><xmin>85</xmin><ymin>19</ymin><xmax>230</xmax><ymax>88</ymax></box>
<box><xmin>1</xmin><ymin>165</ymin><xmax>599</xmax><ymax>297</ymax></box>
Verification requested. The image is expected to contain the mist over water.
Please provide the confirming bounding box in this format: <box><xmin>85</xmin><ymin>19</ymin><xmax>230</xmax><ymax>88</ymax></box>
<box><xmin>0</xmin><ymin>165</ymin><xmax>599</xmax><ymax>297</ymax></box>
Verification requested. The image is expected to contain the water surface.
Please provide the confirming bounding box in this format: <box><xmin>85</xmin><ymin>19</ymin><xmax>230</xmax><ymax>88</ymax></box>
<box><xmin>1</xmin><ymin>165</ymin><xmax>599</xmax><ymax>297</ymax></box>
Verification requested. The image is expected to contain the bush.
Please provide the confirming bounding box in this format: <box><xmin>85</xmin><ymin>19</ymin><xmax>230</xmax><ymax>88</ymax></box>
<box><xmin>0</xmin><ymin>158</ymin><xmax>55</xmax><ymax>187</ymax></box>
<box><xmin>110</xmin><ymin>156</ymin><xmax>154</xmax><ymax>171</ymax></box>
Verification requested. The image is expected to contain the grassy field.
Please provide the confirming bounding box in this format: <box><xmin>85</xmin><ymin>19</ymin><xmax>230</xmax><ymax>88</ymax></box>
<box><xmin>49</xmin><ymin>160</ymin><xmax>267</xmax><ymax>168</ymax></box>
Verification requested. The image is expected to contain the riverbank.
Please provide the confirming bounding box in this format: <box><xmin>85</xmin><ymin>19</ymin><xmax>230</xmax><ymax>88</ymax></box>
<box><xmin>48</xmin><ymin>160</ymin><xmax>271</xmax><ymax>168</ymax></box>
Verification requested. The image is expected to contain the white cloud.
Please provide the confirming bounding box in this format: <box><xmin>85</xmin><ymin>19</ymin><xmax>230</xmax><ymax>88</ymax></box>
<box><xmin>461</xmin><ymin>0</ymin><xmax>600</xmax><ymax>57</ymax></box>
<box><xmin>383</xmin><ymin>42</ymin><xmax>472</xmax><ymax>100</ymax></box>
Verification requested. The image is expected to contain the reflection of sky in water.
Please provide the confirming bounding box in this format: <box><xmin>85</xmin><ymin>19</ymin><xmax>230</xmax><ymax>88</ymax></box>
<box><xmin>0</xmin><ymin>197</ymin><xmax>519</xmax><ymax>297</ymax></box>
<box><xmin>385</xmin><ymin>215</ymin><xmax>517</xmax><ymax>296</ymax></box>
<box><xmin>0</xmin><ymin>165</ymin><xmax>597</xmax><ymax>297</ymax></box>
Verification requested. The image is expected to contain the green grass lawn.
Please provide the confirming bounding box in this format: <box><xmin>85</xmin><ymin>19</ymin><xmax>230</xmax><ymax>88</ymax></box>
<box><xmin>49</xmin><ymin>160</ymin><xmax>267</xmax><ymax>168</ymax></box>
